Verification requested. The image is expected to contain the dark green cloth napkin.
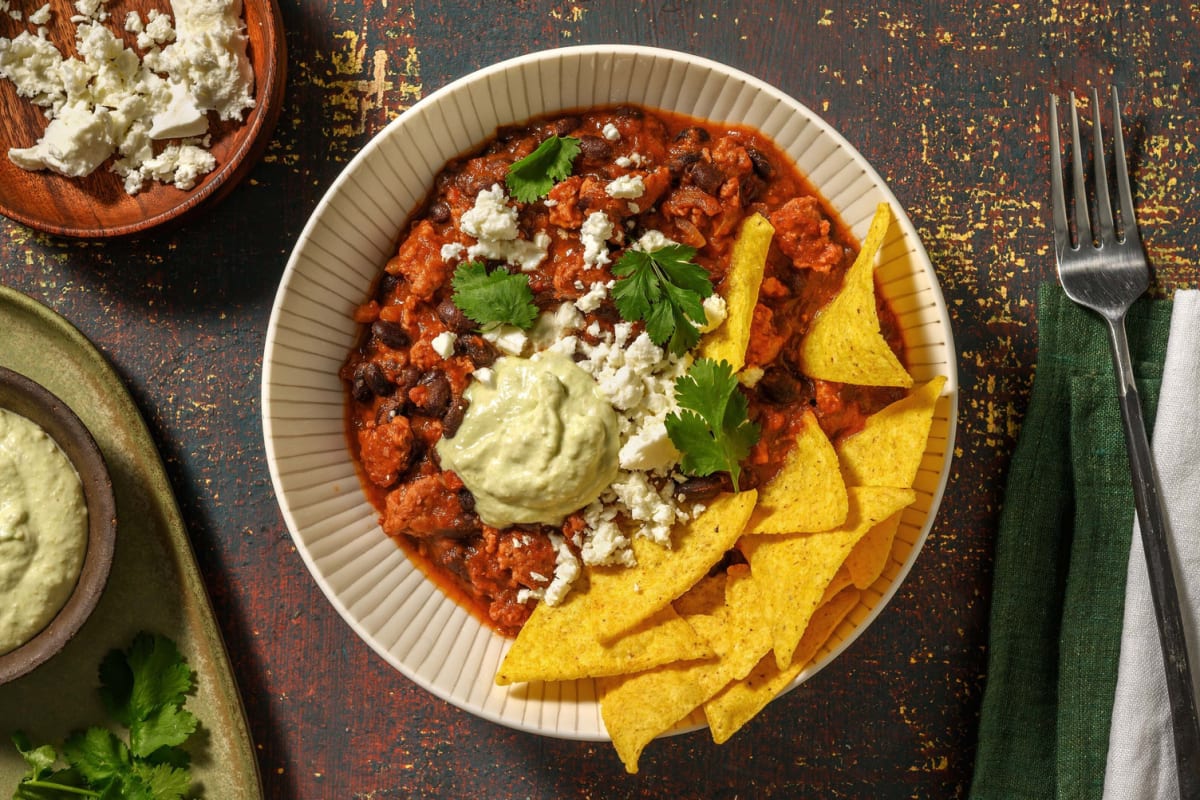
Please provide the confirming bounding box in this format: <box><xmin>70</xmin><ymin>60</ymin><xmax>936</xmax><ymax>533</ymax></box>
<box><xmin>970</xmin><ymin>284</ymin><xmax>1172</xmax><ymax>800</ymax></box>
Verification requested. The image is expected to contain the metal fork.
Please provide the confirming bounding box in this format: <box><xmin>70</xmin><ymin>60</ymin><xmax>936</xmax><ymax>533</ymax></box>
<box><xmin>1050</xmin><ymin>87</ymin><xmax>1200</xmax><ymax>794</ymax></box>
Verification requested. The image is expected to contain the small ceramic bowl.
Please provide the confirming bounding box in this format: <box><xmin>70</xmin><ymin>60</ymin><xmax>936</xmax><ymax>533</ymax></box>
<box><xmin>0</xmin><ymin>366</ymin><xmax>117</xmax><ymax>685</ymax></box>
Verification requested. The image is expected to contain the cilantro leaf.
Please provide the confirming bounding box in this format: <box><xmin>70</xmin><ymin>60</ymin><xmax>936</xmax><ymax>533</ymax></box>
<box><xmin>665</xmin><ymin>358</ymin><xmax>761</xmax><ymax>492</ymax></box>
<box><xmin>450</xmin><ymin>261</ymin><xmax>539</xmax><ymax>330</ymax></box>
<box><xmin>612</xmin><ymin>245</ymin><xmax>713</xmax><ymax>356</ymax></box>
<box><xmin>505</xmin><ymin>135</ymin><xmax>580</xmax><ymax>202</ymax></box>
<box><xmin>9</xmin><ymin>633</ymin><xmax>199</xmax><ymax>800</ymax></box>
<box><xmin>12</xmin><ymin>733</ymin><xmax>57</xmax><ymax>781</ymax></box>
<box><xmin>63</xmin><ymin>728</ymin><xmax>130</xmax><ymax>786</ymax></box>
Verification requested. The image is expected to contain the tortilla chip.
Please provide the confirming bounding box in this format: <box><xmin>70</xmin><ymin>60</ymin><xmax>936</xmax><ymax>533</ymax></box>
<box><xmin>796</xmin><ymin>203</ymin><xmax>913</xmax><ymax>388</ymax></box>
<box><xmin>671</xmin><ymin>573</ymin><xmax>728</xmax><ymax>618</ymax></box>
<box><xmin>704</xmin><ymin>586</ymin><xmax>862</xmax><ymax>745</ymax></box>
<box><xmin>844</xmin><ymin>511</ymin><xmax>903</xmax><ymax>589</ymax></box>
<box><xmin>745</xmin><ymin>410</ymin><xmax>847</xmax><ymax>534</ymax></box>
<box><xmin>592</xmin><ymin>490</ymin><xmax>757</xmax><ymax>642</ymax></box>
<box><xmin>820</xmin><ymin>564</ymin><xmax>854</xmax><ymax>606</ymax></box>
<box><xmin>496</xmin><ymin>597</ymin><xmax>712</xmax><ymax>685</ymax></box>
<box><xmin>790</xmin><ymin>586</ymin><xmax>861</xmax><ymax>668</ymax></box>
<box><xmin>836</xmin><ymin>375</ymin><xmax>947</xmax><ymax>487</ymax></box>
<box><xmin>600</xmin><ymin>658</ymin><xmax>717</xmax><ymax>773</ymax></box>
<box><xmin>740</xmin><ymin>485</ymin><xmax>916</xmax><ymax>669</ymax></box>
<box><xmin>599</xmin><ymin>566</ymin><xmax>772</xmax><ymax>772</ymax></box>
<box><xmin>700</xmin><ymin>213</ymin><xmax>773</xmax><ymax>371</ymax></box>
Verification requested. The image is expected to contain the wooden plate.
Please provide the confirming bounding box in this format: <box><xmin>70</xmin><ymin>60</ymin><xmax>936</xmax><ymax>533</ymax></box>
<box><xmin>0</xmin><ymin>0</ymin><xmax>285</xmax><ymax>238</ymax></box>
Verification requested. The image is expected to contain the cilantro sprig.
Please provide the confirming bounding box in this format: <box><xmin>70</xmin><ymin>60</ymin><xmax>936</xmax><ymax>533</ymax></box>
<box><xmin>611</xmin><ymin>244</ymin><xmax>714</xmax><ymax>356</ymax></box>
<box><xmin>450</xmin><ymin>261</ymin><xmax>538</xmax><ymax>330</ymax></box>
<box><xmin>505</xmin><ymin>135</ymin><xmax>580</xmax><ymax>202</ymax></box>
<box><xmin>665</xmin><ymin>358</ymin><xmax>761</xmax><ymax>492</ymax></box>
<box><xmin>10</xmin><ymin>633</ymin><xmax>198</xmax><ymax>800</ymax></box>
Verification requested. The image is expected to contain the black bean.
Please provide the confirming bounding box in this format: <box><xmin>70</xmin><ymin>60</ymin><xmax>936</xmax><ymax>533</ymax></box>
<box><xmin>614</xmin><ymin>105</ymin><xmax>643</xmax><ymax>119</ymax></box>
<box><xmin>551</xmin><ymin>115</ymin><xmax>582</xmax><ymax>136</ymax></box>
<box><xmin>459</xmin><ymin>335</ymin><xmax>497</xmax><ymax>367</ymax></box>
<box><xmin>436</xmin><ymin>298</ymin><xmax>475</xmax><ymax>333</ymax></box>
<box><xmin>375</xmin><ymin>397</ymin><xmax>404</xmax><ymax>425</ymax></box>
<box><xmin>362</xmin><ymin>362</ymin><xmax>394</xmax><ymax>397</ymax></box>
<box><xmin>668</xmin><ymin>151</ymin><xmax>701</xmax><ymax>178</ymax></box>
<box><xmin>413</xmin><ymin>371</ymin><xmax>451</xmax><ymax>417</ymax></box>
<box><xmin>675</xmin><ymin>473</ymin><xmax>734</xmax><ymax>502</ymax></box>
<box><xmin>457</xmin><ymin>488</ymin><xmax>476</xmax><ymax>514</ymax></box>
<box><xmin>747</xmin><ymin>147</ymin><xmax>774</xmax><ymax>179</ymax></box>
<box><xmin>394</xmin><ymin>365</ymin><xmax>422</xmax><ymax>395</ymax></box>
<box><xmin>758</xmin><ymin>368</ymin><xmax>812</xmax><ymax>405</ymax></box>
<box><xmin>427</xmin><ymin>200</ymin><xmax>451</xmax><ymax>223</ymax></box>
<box><xmin>674</xmin><ymin>126</ymin><xmax>710</xmax><ymax>144</ymax></box>
<box><xmin>577</xmin><ymin>135</ymin><xmax>612</xmax><ymax>162</ymax></box>
<box><xmin>442</xmin><ymin>396</ymin><xmax>469</xmax><ymax>438</ymax></box>
<box><xmin>689</xmin><ymin>160</ymin><xmax>725</xmax><ymax>195</ymax></box>
<box><xmin>350</xmin><ymin>370</ymin><xmax>373</xmax><ymax>403</ymax></box>
<box><xmin>377</xmin><ymin>272</ymin><xmax>403</xmax><ymax>300</ymax></box>
<box><xmin>371</xmin><ymin>319</ymin><xmax>410</xmax><ymax>350</ymax></box>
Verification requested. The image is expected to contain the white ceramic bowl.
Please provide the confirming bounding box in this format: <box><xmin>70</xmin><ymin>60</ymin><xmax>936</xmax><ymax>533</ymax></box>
<box><xmin>262</xmin><ymin>45</ymin><xmax>958</xmax><ymax>740</ymax></box>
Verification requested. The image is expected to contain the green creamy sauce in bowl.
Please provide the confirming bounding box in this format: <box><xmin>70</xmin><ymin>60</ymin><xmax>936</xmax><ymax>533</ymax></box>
<box><xmin>436</xmin><ymin>351</ymin><xmax>620</xmax><ymax>528</ymax></box>
<box><xmin>0</xmin><ymin>407</ymin><xmax>88</xmax><ymax>655</ymax></box>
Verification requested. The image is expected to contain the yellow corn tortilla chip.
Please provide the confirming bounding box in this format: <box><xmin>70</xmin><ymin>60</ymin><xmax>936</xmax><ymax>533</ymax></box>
<box><xmin>740</xmin><ymin>485</ymin><xmax>916</xmax><ymax>670</ymax></box>
<box><xmin>745</xmin><ymin>410</ymin><xmax>847</xmax><ymax>534</ymax></box>
<box><xmin>496</xmin><ymin>590</ymin><xmax>713</xmax><ymax>685</ymax></box>
<box><xmin>836</xmin><ymin>375</ymin><xmax>947</xmax><ymax>487</ymax></box>
<box><xmin>791</xmin><ymin>585</ymin><xmax>861</xmax><ymax>668</ymax></box>
<box><xmin>671</xmin><ymin>573</ymin><xmax>728</xmax><ymax>618</ymax></box>
<box><xmin>593</xmin><ymin>490</ymin><xmax>758</xmax><ymax>642</ymax></box>
<box><xmin>600</xmin><ymin>658</ymin><xmax>717</xmax><ymax>773</ymax></box>
<box><xmin>699</xmin><ymin>213</ymin><xmax>773</xmax><ymax>371</ymax></box>
<box><xmin>704</xmin><ymin>586</ymin><xmax>861</xmax><ymax>745</ymax></box>
<box><xmin>844</xmin><ymin>510</ymin><xmax>903</xmax><ymax>590</ymax></box>
<box><xmin>797</xmin><ymin>203</ymin><xmax>913</xmax><ymax>388</ymax></box>
<box><xmin>600</xmin><ymin>566</ymin><xmax>772</xmax><ymax>773</ymax></box>
<box><xmin>820</xmin><ymin>564</ymin><xmax>854</xmax><ymax>606</ymax></box>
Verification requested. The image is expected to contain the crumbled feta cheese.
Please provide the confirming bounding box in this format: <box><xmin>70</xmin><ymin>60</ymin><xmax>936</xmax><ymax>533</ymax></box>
<box><xmin>524</xmin><ymin>534</ymin><xmax>582</xmax><ymax>606</ymax></box>
<box><xmin>473</xmin><ymin>367</ymin><xmax>495</xmax><ymax>387</ymax></box>
<box><xmin>461</xmin><ymin>185</ymin><xmax>551</xmax><ymax>272</ymax></box>
<box><xmin>635</xmin><ymin>229</ymin><xmax>677</xmax><ymax>253</ymax></box>
<box><xmin>0</xmin><ymin>0</ymin><xmax>255</xmax><ymax>192</ymax></box>
<box><xmin>606</xmin><ymin>174</ymin><xmax>645</xmax><ymax>199</ymax></box>
<box><xmin>440</xmin><ymin>241</ymin><xmax>465</xmax><ymax>262</ymax></box>
<box><xmin>698</xmin><ymin>293</ymin><xmax>728</xmax><ymax>333</ymax></box>
<box><xmin>431</xmin><ymin>331</ymin><xmax>457</xmax><ymax>359</ymax></box>
<box><xmin>580</xmin><ymin>211</ymin><xmax>614</xmax><ymax>268</ymax></box>
<box><xmin>574</xmin><ymin>280</ymin><xmax>609</xmax><ymax>314</ymax></box>
<box><xmin>481</xmin><ymin>324</ymin><xmax>528</xmax><ymax>356</ymax></box>
<box><xmin>602</xmin><ymin>122</ymin><xmax>620</xmax><ymax>141</ymax></box>
<box><xmin>531</xmin><ymin>302</ymin><xmax>584</xmax><ymax>350</ymax></box>
<box><xmin>615</xmin><ymin>152</ymin><xmax>646</xmax><ymax>168</ymax></box>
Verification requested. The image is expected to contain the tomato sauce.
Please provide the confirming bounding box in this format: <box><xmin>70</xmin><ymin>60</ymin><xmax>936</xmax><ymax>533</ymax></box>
<box><xmin>341</xmin><ymin>105</ymin><xmax>906</xmax><ymax>636</ymax></box>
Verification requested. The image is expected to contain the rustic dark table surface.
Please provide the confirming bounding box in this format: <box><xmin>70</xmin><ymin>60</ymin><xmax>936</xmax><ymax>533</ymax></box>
<box><xmin>4</xmin><ymin>1</ymin><xmax>1199</xmax><ymax>797</ymax></box>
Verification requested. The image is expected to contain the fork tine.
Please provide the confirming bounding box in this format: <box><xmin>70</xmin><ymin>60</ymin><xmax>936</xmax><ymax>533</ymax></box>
<box><xmin>1049</xmin><ymin>94</ymin><xmax>1070</xmax><ymax>252</ymax></box>
<box><xmin>1091</xmin><ymin>88</ymin><xmax>1115</xmax><ymax>240</ymax></box>
<box><xmin>1068</xmin><ymin>91</ymin><xmax>1092</xmax><ymax>245</ymax></box>
<box><xmin>1110</xmin><ymin>86</ymin><xmax>1138</xmax><ymax>242</ymax></box>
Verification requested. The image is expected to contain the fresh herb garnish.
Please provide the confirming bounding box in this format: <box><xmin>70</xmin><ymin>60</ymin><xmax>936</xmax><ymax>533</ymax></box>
<box><xmin>450</xmin><ymin>261</ymin><xmax>539</xmax><ymax>330</ymax></box>
<box><xmin>665</xmin><ymin>358</ymin><xmax>761</xmax><ymax>492</ymax></box>
<box><xmin>505</xmin><ymin>135</ymin><xmax>580</xmax><ymax>202</ymax></box>
<box><xmin>611</xmin><ymin>244</ymin><xmax>714</xmax><ymax>356</ymax></box>
<box><xmin>10</xmin><ymin>633</ymin><xmax>198</xmax><ymax>800</ymax></box>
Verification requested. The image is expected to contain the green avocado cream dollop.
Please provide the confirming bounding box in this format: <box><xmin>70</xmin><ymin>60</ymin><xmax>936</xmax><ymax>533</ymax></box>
<box><xmin>436</xmin><ymin>351</ymin><xmax>620</xmax><ymax>528</ymax></box>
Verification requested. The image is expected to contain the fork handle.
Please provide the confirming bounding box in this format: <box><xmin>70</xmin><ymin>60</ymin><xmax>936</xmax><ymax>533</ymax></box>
<box><xmin>1107</xmin><ymin>316</ymin><xmax>1200</xmax><ymax>796</ymax></box>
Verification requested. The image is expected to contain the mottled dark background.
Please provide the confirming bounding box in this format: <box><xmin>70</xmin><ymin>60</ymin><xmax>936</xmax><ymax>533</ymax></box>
<box><xmin>4</xmin><ymin>1</ymin><xmax>1199</xmax><ymax>797</ymax></box>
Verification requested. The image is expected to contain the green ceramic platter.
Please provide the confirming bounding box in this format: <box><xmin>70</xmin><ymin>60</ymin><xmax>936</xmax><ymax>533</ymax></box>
<box><xmin>0</xmin><ymin>286</ymin><xmax>262</xmax><ymax>798</ymax></box>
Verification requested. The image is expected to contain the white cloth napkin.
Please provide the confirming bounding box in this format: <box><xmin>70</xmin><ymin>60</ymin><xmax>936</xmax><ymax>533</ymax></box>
<box><xmin>1103</xmin><ymin>290</ymin><xmax>1200</xmax><ymax>799</ymax></box>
